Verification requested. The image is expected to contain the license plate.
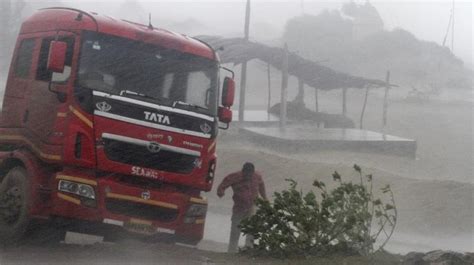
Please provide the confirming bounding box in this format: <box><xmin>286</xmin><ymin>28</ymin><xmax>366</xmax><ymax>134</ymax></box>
<box><xmin>124</xmin><ymin>220</ymin><xmax>156</xmax><ymax>235</ymax></box>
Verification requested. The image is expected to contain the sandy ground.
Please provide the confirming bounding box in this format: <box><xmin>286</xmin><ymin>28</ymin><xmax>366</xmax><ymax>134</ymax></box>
<box><xmin>206</xmin><ymin>146</ymin><xmax>473</xmax><ymax>253</ymax></box>
<box><xmin>204</xmin><ymin>93</ymin><xmax>473</xmax><ymax>254</ymax></box>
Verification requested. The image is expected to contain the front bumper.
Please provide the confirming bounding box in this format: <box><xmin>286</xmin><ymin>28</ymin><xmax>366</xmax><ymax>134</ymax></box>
<box><xmin>50</xmin><ymin>171</ymin><xmax>207</xmax><ymax>241</ymax></box>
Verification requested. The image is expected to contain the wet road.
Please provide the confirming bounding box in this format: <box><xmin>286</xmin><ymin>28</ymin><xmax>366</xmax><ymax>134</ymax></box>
<box><xmin>0</xmin><ymin>239</ymin><xmax>214</xmax><ymax>265</ymax></box>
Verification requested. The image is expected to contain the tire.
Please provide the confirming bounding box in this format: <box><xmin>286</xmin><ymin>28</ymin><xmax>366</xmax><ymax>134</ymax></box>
<box><xmin>102</xmin><ymin>227</ymin><xmax>127</xmax><ymax>243</ymax></box>
<box><xmin>145</xmin><ymin>234</ymin><xmax>200</xmax><ymax>246</ymax></box>
<box><xmin>0</xmin><ymin>167</ymin><xmax>30</xmax><ymax>245</ymax></box>
<box><xmin>142</xmin><ymin>233</ymin><xmax>176</xmax><ymax>245</ymax></box>
<box><xmin>175</xmin><ymin>236</ymin><xmax>200</xmax><ymax>246</ymax></box>
<box><xmin>23</xmin><ymin>221</ymin><xmax>67</xmax><ymax>245</ymax></box>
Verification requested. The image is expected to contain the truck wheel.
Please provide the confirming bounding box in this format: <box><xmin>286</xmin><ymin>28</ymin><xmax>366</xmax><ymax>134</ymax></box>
<box><xmin>175</xmin><ymin>236</ymin><xmax>200</xmax><ymax>246</ymax></box>
<box><xmin>102</xmin><ymin>227</ymin><xmax>126</xmax><ymax>243</ymax></box>
<box><xmin>0</xmin><ymin>167</ymin><xmax>30</xmax><ymax>245</ymax></box>
<box><xmin>23</xmin><ymin>221</ymin><xmax>67</xmax><ymax>245</ymax></box>
<box><xmin>142</xmin><ymin>234</ymin><xmax>176</xmax><ymax>244</ymax></box>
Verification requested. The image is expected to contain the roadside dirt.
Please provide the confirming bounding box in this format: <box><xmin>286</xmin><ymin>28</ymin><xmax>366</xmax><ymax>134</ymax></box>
<box><xmin>0</xmin><ymin>240</ymin><xmax>401</xmax><ymax>265</ymax></box>
<box><xmin>209</xmin><ymin>146</ymin><xmax>473</xmax><ymax>253</ymax></box>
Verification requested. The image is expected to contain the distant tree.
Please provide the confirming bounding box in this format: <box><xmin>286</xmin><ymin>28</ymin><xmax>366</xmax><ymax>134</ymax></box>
<box><xmin>283</xmin><ymin>11</ymin><xmax>354</xmax><ymax>72</ymax></box>
<box><xmin>283</xmin><ymin>7</ymin><xmax>471</xmax><ymax>89</ymax></box>
<box><xmin>342</xmin><ymin>1</ymin><xmax>384</xmax><ymax>40</ymax></box>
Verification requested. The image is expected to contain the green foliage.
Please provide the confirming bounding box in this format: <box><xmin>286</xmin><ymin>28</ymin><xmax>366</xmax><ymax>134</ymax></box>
<box><xmin>240</xmin><ymin>165</ymin><xmax>397</xmax><ymax>258</ymax></box>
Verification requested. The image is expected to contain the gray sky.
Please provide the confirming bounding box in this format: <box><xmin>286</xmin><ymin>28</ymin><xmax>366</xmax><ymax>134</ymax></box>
<box><xmin>28</xmin><ymin>0</ymin><xmax>473</xmax><ymax>67</ymax></box>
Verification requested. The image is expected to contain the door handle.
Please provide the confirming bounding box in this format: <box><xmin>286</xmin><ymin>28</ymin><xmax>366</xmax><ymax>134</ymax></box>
<box><xmin>23</xmin><ymin>110</ymin><xmax>29</xmax><ymax>123</ymax></box>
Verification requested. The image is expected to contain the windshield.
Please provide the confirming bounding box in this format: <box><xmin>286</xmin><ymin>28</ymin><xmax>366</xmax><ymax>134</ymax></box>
<box><xmin>78</xmin><ymin>31</ymin><xmax>218</xmax><ymax>116</ymax></box>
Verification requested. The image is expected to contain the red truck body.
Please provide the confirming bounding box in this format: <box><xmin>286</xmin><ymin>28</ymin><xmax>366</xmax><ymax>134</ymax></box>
<box><xmin>0</xmin><ymin>8</ymin><xmax>233</xmax><ymax>244</ymax></box>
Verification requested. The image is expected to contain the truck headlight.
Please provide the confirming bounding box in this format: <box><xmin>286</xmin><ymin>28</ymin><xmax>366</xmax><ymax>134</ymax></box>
<box><xmin>58</xmin><ymin>180</ymin><xmax>96</xmax><ymax>199</ymax></box>
<box><xmin>206</xmin><ymin>160</ymin><xmax>216</xmax><ymax>183</ymax></box>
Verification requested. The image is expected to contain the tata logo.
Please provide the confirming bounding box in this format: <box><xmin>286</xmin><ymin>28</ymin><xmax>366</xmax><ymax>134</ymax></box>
<box><xmin>141</xmin><ymin>190</ymin><xmax>151</xmax><ymax>200</ymax></box>
<box><xmin>144</xmin><ymin>111</ymin><xmax>170</xmax><ymax>125</ymax></box>
<box><xmin>96</xmin><ymin>101</ymin><xmax>112</xmax><ymax>112</ymax></box>
<box><xmin>193</xmin><ymin>158</ymin><xmax>202</xmax><ymax>169</ymax></box>
<box><xmin>200</xmin><ymin>123</ymin><xmax>212</xmax><ymax>134</ymax></box>
<box><xmin>147</xmin><ymin>142</ymin><xmax>161</xmax><ymax>153</ymax></box>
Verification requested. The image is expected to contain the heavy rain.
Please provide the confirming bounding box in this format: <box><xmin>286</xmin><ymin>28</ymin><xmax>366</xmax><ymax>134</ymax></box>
<box><xmin>0</xmin><ymin>0</ymin><xmax>472</xmax><ymax>264</ymax></box>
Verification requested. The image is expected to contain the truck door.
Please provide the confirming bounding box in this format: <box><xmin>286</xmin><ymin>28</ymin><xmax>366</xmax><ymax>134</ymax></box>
<box><xmin>24</xmin><ymin>33</ymin><xmax>76</xmax><ymax>144</ymax></box>
<box><xmin>1</xmin><ymin>38</ymin><xmax>36</xmax><ymax>127</ymax></box>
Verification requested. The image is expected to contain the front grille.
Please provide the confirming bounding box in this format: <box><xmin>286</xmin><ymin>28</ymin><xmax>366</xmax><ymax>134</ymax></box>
<box><xmin>103</xmin><ymin>139</ymin><xmax>196</xmax><ymax>174</ymax></box>
<box><xmin>106</xmin><ymin>198</ymin><xmax>178</xmax><ymax>222</ymax></box>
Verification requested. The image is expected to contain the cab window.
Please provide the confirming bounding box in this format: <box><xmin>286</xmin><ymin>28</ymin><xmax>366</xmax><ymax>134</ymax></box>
<box><xmin>14</xmin><ymin>38</ymin><xmax>35</xmax><ymax>78</ymax></box>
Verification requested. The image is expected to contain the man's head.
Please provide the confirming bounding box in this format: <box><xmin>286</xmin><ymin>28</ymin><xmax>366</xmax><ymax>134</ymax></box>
<box><xmin>242</xmin><ymin>162</ymin><xmax>255</xmax><ymax>178</ymax></box>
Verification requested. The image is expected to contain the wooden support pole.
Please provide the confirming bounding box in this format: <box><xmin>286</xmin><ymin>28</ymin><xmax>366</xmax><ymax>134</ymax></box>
<box><xmin>238</xmin><ymin>0</ymin><xmax>251</xmax><ymax>122</ymax></box>
<box><xmin>314</xmin><ymin>88</ymin><xmax>319</xmax><ymax>112</ymax></box>
<box><xmin>295</xmin><ymin>78</ymin><xmax>305</xmax><ymax>105</ymax></box>
<box><xmin>239</xmin><ymin>62</ymin><xmax>247</xmax><ymax>122</ymax></box>
<box><xmin>383</xmin><ymin>71</ymin><xmax>391</xmax><ymax>129</ymax></box>
<box><xmin>342</xmin><ymin>88</ymin><xmax>347</xmax><ymax>116</ymax></box>
<box><xmin>360</xmin><ymin>86</ymin><xmax>370</xmax><ymax>129</ymax></box>
<box><xmin>280</xmin><ymin>44</ymin><xmax>289</xmax><ymax>130</ymax></box>
<box><xmin>267</xmin><ymin>63</ymin><xmax>272</xmax><ymax>120</ymax></box>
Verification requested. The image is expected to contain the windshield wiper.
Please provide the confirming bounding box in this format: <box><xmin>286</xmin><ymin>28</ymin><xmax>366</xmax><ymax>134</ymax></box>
<box><xmin>119</xmin><ymin>89</ymin><xmax>172</xmax><ymax>104</ymax></box>
<box><xmin>119</xmin><ymin>91</ymin><xmax>208</xmax><ymax>112</ymax></box>
<box><xmin>119</xmin><ymin>89</ymin><xmax>166</xmax><ymax>102</ymax></box>
<box><xmin>172</xmin><ymin>100</ymin><xmax>209</xmax><ymax>111</ymax></box>
<box><xmin>120</xmin><ymin>90</ymin><xmax>149</xmax><ymax>98</ymax></box>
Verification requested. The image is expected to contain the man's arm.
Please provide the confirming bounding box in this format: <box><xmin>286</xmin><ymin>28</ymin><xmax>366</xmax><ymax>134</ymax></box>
<box><xmin>217</xmin><ymin>173</ymin><xmax>235</xmax><ymax>198</ymax></box>
<box><xmin>258</xmin><ymin>175</ymin><xmax>268</xmax><ymax>201</ymax></box>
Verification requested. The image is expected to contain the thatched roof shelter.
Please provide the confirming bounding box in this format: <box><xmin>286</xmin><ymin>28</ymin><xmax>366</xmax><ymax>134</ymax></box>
<box><xmin>196</xmin><ymin>36</ymin><xmax>387</xmax><ymax>90</ymax></box>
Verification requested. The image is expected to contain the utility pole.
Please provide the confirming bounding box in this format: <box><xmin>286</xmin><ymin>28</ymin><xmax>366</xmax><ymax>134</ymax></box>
<box><xmin>280</xmin><ymin>44</ymin><xmax>289</xmax><ymax>131</ymax></box>
<box><xmin>382</xmin><ymin>71</ymin><xmax>391</xmax><ymax>130</ymax></box>
<box><xmin>441</xmin><ymin>10</ymin><xmax>452</xmax><ymax>47</ymax></box>
<box><xmin>238</xmin><ymin>0</ymin><xmax>251</xmax><ymax>122</ymax></box>
<box><xmin>342</xmin><ymin>88</ymin><xmax>347</xmax><ymax>116</ymax></box>
<box><xmin>314</xmin><ymin>88</ymin><xmax>319</xmax><ymax>112</ymax></box>
<box><xmin>451</xmin><ymin>0</ymin><xmax>454</xmax><ymax>52</ymax></box>
<box><xmin>267</xmin><ymin>63</ymin><xmax>272</xmax><ymax>120</ymax></box>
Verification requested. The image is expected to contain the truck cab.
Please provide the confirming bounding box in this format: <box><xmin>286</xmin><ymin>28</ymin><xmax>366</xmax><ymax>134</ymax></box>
<box><xmin>0</xmin><ymin>7</ymin><xmax>234</xmax><ymax>244</ymax></box>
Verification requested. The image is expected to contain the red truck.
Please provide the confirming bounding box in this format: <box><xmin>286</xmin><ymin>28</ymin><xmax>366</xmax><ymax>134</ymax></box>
<box><xmin>0</xmin><ymin>7</ymin><xmax>234</xmax><ymax>245</ymax></box>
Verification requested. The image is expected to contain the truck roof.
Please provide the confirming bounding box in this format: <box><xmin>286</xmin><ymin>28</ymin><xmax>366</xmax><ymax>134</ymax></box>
<box><xmin>20</xmin><ymin>7</ymin><xmax>216</xmax><ymax>61</ymax></box>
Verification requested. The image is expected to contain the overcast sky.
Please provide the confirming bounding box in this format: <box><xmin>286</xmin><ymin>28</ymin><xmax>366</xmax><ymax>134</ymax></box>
<box><xmin>27</xmin><ymin>0</ymin><xmax>473</xmax><ymax>67</ymax></box>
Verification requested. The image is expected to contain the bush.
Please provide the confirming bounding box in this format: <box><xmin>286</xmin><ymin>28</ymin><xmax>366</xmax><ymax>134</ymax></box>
<box><xmin>240</xmin><ymin>165</ymin><xmax>397</xmax><ymax>258</ymax></box>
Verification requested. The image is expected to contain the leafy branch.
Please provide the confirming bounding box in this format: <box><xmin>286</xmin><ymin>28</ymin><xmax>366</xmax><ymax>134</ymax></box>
<box><xmin>240</xmin><ymin>165</ymin><xmax>397</xmax><ymax>257</ymax></box>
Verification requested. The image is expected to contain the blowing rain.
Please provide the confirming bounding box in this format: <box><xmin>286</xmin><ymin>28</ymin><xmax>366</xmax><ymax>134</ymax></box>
<box><xmin>0</xmin><ymin>1</ymin><xmax>472</xmax><ymax>264</ymax></box>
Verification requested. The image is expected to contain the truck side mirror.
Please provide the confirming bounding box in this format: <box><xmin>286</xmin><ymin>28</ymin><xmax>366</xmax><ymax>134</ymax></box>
<box><xmin>222</xmin><ymin>77</ymin><xmax>235</xmax><ymax>108</ymax></box>
<box><xmin>218</xmin><ymin>106</ymin><xmax>232</xmax><ymax>124</ymax></box>
<box><xmin>47</xmin><ymin>41</ymin><xmax>67</xmax><ymax>73</ymax></box>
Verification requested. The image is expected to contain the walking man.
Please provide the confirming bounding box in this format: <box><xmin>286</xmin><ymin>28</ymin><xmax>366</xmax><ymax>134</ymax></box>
<box><xmin>217</xmin><ymin>162</ymin><xmax>267</xmax><ymax>253</ymax></box>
